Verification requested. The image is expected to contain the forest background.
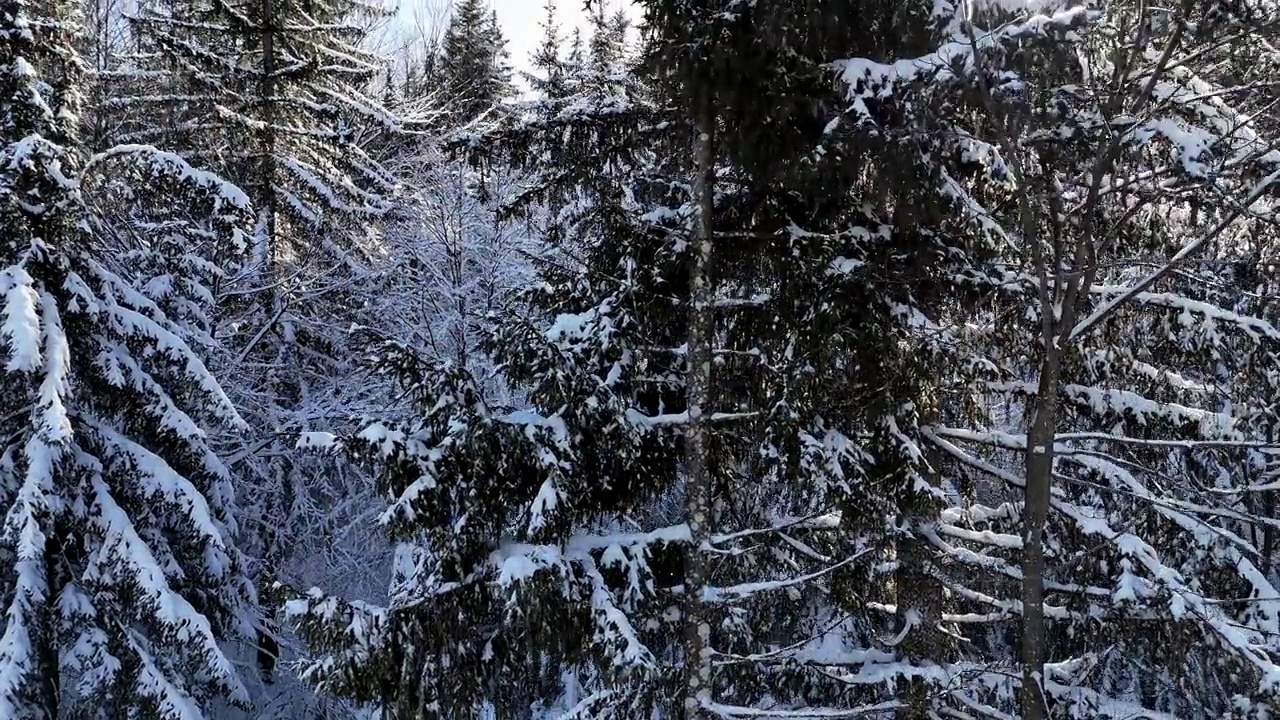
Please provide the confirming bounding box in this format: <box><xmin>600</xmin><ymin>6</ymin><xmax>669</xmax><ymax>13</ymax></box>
<box><xmin>3</xmin><ymin>0</ymin><xmax>1280</xmax><ymax>719</ymax></box>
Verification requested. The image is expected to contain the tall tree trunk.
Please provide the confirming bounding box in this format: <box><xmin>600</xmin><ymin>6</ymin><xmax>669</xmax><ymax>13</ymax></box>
<box><xmin>255</xmin><ymin>0</ymin><xmax>283</xmax><ymax>682</ymax></box>
<box><xmin>1021</xmin><ymin>352</ymin><xmax>1060</xmax><ymax>720</ymax></box>
<box><xmin>1263</xmin><ymin>273</ymin><xmax>1277</xmax><ymax>580</ymax></box>
<box><xmin>259</xmin><ymin>0</ymin><xmax>276</xmax><ymax>243</ymax></box>
<box><xmin>1264</xmin><ymin>421</ymin><xmax>1276</xmax><ymax>580</ymax></box>
<box><xmin>682</xmin><ymin>94</ymin><xmax>715</xmax><ymax>720</ymax></box>
<box><xmin>896</xmin><ymin>402</ymin><xmax>945</xmax><ymax>720</ymax></box>
<box><xmin>38</xmin><ymin>534</ymin><xmax>61</xmax><ymax>720</ymax></box>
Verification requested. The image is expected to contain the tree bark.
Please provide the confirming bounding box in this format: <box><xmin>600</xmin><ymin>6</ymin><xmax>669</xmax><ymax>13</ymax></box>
<box><xmin>896</xmin><ymin>404</ymin><xmax>945</xmax><ymax>720</ymax></box>
<box><xmin>1264</xmin><ymin>420</ymin><xmax>1276</xmax><ymax>580</ymax></box>
<box><xmin>682</xmin><ymin>95</ymin><xmax>716</xmax><ymax>720</ymax></box>
<box><xmin>38</xmin><ymin>534</ymin><xmax>60</xmax><ymax>720</ymax></box>
<box><xmin>255</xmin><ymin>0</ymin><xmax>285</xmax><ymax>684</ymax></box>
<box><xmin>259</xmin><ymin>0</ymin><xmax>276</xmax><ymax>243</ymax></box>
<box><xmin>1021</xmin><ymin>352</ymin><xmax>1061</xmax><ymax>720</ymax></box>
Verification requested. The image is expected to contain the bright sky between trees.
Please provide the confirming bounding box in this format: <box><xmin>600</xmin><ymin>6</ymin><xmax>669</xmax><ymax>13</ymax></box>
<box><xmin>494</xmin><ymin>0</ymin><xmax>638</xmax><ymax>72</ymax></box>
<box><xmin>390</xmin><ymin>0</ymin><xmax>639</xmax><ymax>80</ymax></box>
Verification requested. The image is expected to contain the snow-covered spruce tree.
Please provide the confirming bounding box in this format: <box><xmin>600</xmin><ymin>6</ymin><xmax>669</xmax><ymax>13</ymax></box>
<box><xmin>285</xmin><ymin>44</ymin><xmax>679</xmax><ymax>720</ymax></box>
<box><xmin>436</xmin><ymin>0</ymin><xmax>512</xmax><ymax>125</ymax></box>
<box><xmin>565</xmin><ymin>27</ymin><xmax>586</xmax><ymax>80</ymax></box>
<box><xmin>116</xmin><ymin>0</ymin><xmax>399</xmax><ymax>229</ymax></box>
<box><xmin>0</xmin><ymin>0</ymin><xmax>260</xmax><ymax>715</ymax></box>
<box><xmin>524</xmin><ymin>0</ymin><xmax>568</xmax><ymax>100</ymax></box>
<box><xmin>827</xmin><ymin>0</ymin><xmax>1280</xmax><ymax>717</ymax></box>
<box><xmin>113</xmin><ymin>0</ymin><xmax>402</xmax><ymax>302</ymax></box>
<box><xmin>556</xmin><ymin>3</ymin><xmax>632</xmax><ymax>101</ymax></box>
<box><xmin>585</xmin><ymin>3</ymin><xmax>629</xmax><ymax>77</ymax></box>
<box><xmin>284</xmin><ymin>2</ymin><xmax>1028</xmax><ymax>719</ymax></box>
<box><xmin>110</xmin><ymin>0</ymin><xmax>408</xmax><ymax>695</ymax></box>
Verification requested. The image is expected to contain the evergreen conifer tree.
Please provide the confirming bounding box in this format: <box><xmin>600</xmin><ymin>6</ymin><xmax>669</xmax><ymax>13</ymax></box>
<box><xmin>525</xmin><ymin>0</ymin><xmax>567</xmax><ymax>100</ymax></box>
<box><xmin>285</xmin><ymin>2</ymin><xmax>1007</xmax><ymax>718</ymax></box>
<box><xmin>829</xmin><ymin>0</ymin><xmax>1280</xmax><ymax>716</ymax></box>
<box><xmin>438</xmin><ymin>0</ymin><xmax>512</xmax><ymax>124</ymax></box>
<box><xmin>565</xmin><ymin>27</ymin><xmax>585</xmax><ymax>76</ymax></box>
<box><xmin>114</xmin><ymin>0</ymin><xmax>406</xmax><ymax>692</ymax></box>
<box><xmin>117</xmin><ymin>0</ymin><xmax>399</xmax><ymax>247</ymax></box>
<box><xmin>0</xmin><ymin>0</ymin><xmax>260</xmax><ymax>715</ymax></box>
<box><xmin>285</xmin><ymin>1</ymin><xmax>1280</xmax><ymax>719</ymax></box>
<box><xmin>586</xmin><ymin>4</ymin><xmax>619</xmax><ymax>73</ymax></box>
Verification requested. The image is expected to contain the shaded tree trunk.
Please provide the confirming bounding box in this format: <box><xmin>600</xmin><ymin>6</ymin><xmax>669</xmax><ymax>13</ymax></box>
<box><xmin>38</xmin><ymin>535</ymin><xmax>61</xmax><ymax>720</ymax></box>
<box><xmin>682</xmin><ymin>93</ymin><xmax>716</xmax><ymax>720</ymax></box>
<box><xmin>1021</xmin><ymin>352</ymin><xmax>1061</xmax><ymax>720</ymax></box>
<box><xmin>896</xmin><ymin>403</ymin><xmax>945</xmax><ymax>720</ymax></box>
<box><xmin>255</xmin><ymin>0</ymin><xmax>284</xmax><ymax>683</ymax></box>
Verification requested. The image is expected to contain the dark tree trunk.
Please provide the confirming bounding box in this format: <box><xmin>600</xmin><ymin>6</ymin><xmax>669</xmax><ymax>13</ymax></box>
<box><xmin>682</xmin><ymin>91</ymin><xmax>716</xmax><ymax>720</ymax></box>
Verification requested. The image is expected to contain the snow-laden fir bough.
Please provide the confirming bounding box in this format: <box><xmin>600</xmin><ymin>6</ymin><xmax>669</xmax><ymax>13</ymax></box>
<box><xmin>0</xmin><ymin>0</ymin><xmax>260</xmax><ymax>715</ymax></box>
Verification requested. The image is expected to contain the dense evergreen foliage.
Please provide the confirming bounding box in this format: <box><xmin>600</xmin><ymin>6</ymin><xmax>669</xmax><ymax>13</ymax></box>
<box><xmin>436</xmin><ymin>0</ymin><xmax>512</xmax><ymax>122</ymax></box>
<box><xmin>0</xmin><ymin>0</ymin><xmax>258</xmax><ymax>715</ymax></box>
<box><xmin>4</xmin><ymin>0</ymin><xmax>1280</xmax><ymax>718</ymax></box>
<box><xmin>288</xmin><ymin>1</ymin><xmax>1280</xmax><ymax>719</ymax></box>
